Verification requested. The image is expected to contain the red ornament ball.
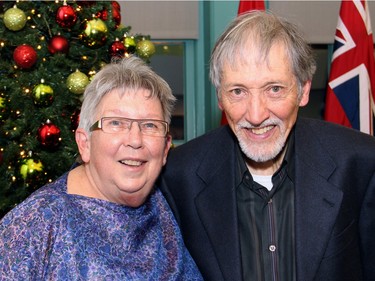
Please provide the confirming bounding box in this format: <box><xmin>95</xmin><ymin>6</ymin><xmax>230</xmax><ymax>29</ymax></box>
<box><xmin>37</xmin><ymin>121</ymin><xmax>61</xmax><ymax>148</ymax></box>
<box><xmin>56</xmin><ymin>5</ymin><xmax>77</xmax><ymax>28</ymax></box>
<box><xmin>109</xmin><ymin>41</ymin><xmax>127</xmax><ymax>58</ymax></box>
<box><xmin>96</xmin><ymin>9</ymin><xmax>108</xmax><ymax>21</ymax></box>
<box><xmin>112</xmin><ymin>2</ymin><xmax>121</xmax><ymax>27</ymax></box>
<box><xmin>112</xmin><ymin>1</ymin><xmax>121</xmax><ymax>12</ymax></box>
<box><xmin>13</xmin><ymin>45</ymin><xmax>37</xmax><ymax>69</ymax></box>
<box><xmin>48</xmin><ymin>35</ymin><xmax>69</xmax><ymax>54</ymax></box>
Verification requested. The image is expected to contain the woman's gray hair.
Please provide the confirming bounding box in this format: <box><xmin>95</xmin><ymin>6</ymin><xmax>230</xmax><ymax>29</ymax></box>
<box><xmin>210</xmin><ymin>10</ymin><xmax>317</xmax><ymax>99</ymax></box>
<box><xmin>78</xmin><ymin>56</ymin><xmax>176</xmax><ymax>134</ymax></box>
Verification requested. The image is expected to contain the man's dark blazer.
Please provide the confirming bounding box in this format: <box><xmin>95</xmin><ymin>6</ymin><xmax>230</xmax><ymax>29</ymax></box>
<box><xmin>159</xmin><ymin>117</ymin><xmax>375</xmax><ymax>281</ymax></box>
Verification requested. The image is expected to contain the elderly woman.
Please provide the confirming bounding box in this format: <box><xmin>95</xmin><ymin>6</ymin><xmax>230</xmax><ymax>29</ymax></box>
<box><xmin>0</xmin><ymin>56</ymin><xmax>203</xmax><ymax>280</ymax></box>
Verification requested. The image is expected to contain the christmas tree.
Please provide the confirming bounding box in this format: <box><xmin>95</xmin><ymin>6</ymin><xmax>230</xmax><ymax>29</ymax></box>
<box><xmin>0</xmin><ymin>1</ymin><xmax>155</xmax><ymax>217</ymax></box>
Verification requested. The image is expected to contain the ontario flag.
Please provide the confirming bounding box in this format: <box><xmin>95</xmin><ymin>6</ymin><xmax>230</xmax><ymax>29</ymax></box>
<box><xmin>324</xmin><ymin>0</ymin><xmax>375</xmax><ymax>135</ymax></box>
<box><xmin>220</xmin><ymin>0</ymin><xmax>266</xmax><ymax>125</ymax></box>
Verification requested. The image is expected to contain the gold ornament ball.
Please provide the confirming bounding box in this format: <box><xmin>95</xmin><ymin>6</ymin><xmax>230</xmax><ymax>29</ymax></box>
<box><xmin>136</xmin><ymin>40</ymin><xmax>156</xmax><ymax>59</ymax></box>
<box><xmin>67</xmin><ymin>70</ymin><xmax>90</xmax><ymax>94</ymax></box>
<box><xmin>4</xmin><ymin>7</ymin><xmax>27</xmax><ymax>31</ymax></box>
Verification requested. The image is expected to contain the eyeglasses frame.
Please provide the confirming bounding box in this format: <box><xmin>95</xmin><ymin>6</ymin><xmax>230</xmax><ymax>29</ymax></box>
<box><xmin>89</xmin><ymin>117</ymin><xmax>169</xmax><ymax>137</ymax></box>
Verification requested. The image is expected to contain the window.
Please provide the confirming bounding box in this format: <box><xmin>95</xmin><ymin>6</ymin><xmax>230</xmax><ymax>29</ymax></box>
<box><xmin>299</xmin><ymin>44</ymin><xmax>331</xmax><ymax>120</ymax></box>
<box><xmin>150</xmin><ymin>41</ymin><xmax>185</xmax><ymax>141</ymax></box>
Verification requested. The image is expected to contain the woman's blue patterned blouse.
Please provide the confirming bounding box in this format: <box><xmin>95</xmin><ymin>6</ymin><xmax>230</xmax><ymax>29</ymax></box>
<box><xmin>0</xmin><ymin>172</ymin><xmax>203</xmax><ymax>280</ymax></box>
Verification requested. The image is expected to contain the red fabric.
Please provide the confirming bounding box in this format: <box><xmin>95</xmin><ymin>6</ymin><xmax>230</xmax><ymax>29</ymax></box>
<box><xmin>324</xmin><ymin>0</ymin><xmax>375</xmax><ymax>135</ymax></box>
<box><xmin>220</xmin><ymin>1</ymin><xmax>265</xmax><ymax>125</ymax></box>
<box><xmin>238</xmin><ymin>0</ymin><xmax>265</xmax><ymax>14</ymax></box>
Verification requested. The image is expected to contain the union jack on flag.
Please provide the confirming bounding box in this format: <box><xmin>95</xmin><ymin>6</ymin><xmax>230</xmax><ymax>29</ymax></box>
<box><xmin>324</xmin><ymin>0</ymin><xmax>375</xmax><ymax>135</ymax></box>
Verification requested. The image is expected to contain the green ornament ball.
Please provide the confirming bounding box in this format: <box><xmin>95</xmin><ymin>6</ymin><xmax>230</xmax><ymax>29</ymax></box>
<box><xmin>4</xmin><ymin>6</ymin><xmax>27</xmax><ymax>31</ymax></box>
<box><xmin>0</xmin><ymin>95</ymin><xmax>5</xmax><ymax>109</ymax></box>
<box><xmin>20</xmin><ymin>158</ymin><xmax>43</xmax><ymax>180</ymax></box>
<box><xmin>0</xmin><ymin>94</ymin><xmax>8</xmax><ymax>122</ymax></box>
<box><xmin>136</xmin><ymin>40</ymin><xmax>156</xmax><ymax>59</ymax></box>
<box><xmin>81</xmin><ymin>18</ymin><xmax>108</xmax><ymax>48</ymax></box>
<box><xmin>33</xmin><ymin>83</ymin><xmax>54</xmax><ymax>106</ymax></box>
<box><xmin>123</xmin><ymin>36</ymin><xmax>136</xmax><ymax>54</ymax></box>
<box><xmin>67</xmin><ymin>70</ymin><xmax>90</xmax><ymax>94</ymax></box>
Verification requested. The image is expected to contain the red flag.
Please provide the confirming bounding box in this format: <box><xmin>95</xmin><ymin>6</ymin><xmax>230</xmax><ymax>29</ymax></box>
<box><xmin>238</xmin><ymin>0</ymin><xmax>265</xmax><ymax>14</ymax></box>
<box><xmin>324</xmin><ymin>0</ymin><xmax>375</xmax><ymax>135</ymax></box>
<box><xmin>220</xmin><ymin>0</ymin><xmax>266</xmax><ymax>125</ymax></box>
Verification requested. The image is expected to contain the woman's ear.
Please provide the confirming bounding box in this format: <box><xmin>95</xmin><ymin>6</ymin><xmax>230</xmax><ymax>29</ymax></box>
<box><xmin>75</xmin><ymin>128</ymin><xmax>90</xmax><ymax>163</ymax></box>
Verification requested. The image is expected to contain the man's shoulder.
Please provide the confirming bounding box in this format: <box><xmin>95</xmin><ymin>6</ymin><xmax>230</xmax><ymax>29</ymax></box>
<box><xmin>298</xmin><ymin>118</ymin><xmax>375</xmax><ymax>141</ymax></box>
<box><xmin>296</xmin><ymin>117</ymin><xmax>375</xmax><ymax>154</ymax></box>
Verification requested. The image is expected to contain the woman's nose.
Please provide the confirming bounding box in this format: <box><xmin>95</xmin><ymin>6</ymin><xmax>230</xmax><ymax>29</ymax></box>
<box><xmin>124</xmin><ymin>121</ymin><xmax>143</xmax><ymax>148</ymax></box>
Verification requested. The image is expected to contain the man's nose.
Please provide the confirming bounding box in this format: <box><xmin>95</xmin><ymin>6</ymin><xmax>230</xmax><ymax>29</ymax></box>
<box><xmin>245</xmin><ymin>93</ymin><xmax>270</xmax><ymax>126</ymax></box>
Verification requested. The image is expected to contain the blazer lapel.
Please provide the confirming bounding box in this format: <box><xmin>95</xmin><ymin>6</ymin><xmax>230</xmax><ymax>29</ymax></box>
<box><xmin>195</xmin><ymin>127</ymin><xmax>243</xmax><ymax>281</ymax></box>
<box><xmin>294</xmin><ymin>120</ymin><xmax>343</xmax><ymax>281</ymax></box>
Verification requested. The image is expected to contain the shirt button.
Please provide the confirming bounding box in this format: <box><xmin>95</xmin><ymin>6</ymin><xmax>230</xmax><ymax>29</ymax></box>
<box><xmin>269</xmin><ymin>245</ymin><xmax>276</xmax><ymax>252</ymax></box>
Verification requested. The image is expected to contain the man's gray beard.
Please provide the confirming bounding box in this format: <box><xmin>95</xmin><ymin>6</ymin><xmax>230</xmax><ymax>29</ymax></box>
<box><xmin>237</xmin><ymin>132</ymin><xmax>285</xmax><ymax>163</ymax></box>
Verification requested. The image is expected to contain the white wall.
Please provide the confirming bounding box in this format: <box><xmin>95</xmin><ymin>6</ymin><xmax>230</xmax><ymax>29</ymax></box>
<box><xmin>119</xmin><ymin>1</ymin><xmax>199</xmax><ymax>39</ymax></box>
<box><xmin>269</xmin><ymin>0</ymin><xmax>375</xmax><ymax>43</ymax></box>
<box><xmin>120</xmin><ymin>0</ymin><xmax>375</xmax><ymax>43</ymax></box>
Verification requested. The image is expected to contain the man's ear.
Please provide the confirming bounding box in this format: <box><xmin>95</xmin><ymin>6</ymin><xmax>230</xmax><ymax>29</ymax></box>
<box><xmin>217</xmin><ymin>91</ymin><xmax>224</xmax><ymax>111</ymax></box>
<box><xmin>218</xmin><ymin>100</ymin><xmax>224</xmax><ymax>111</ymax></box>
<box><xmin>75</xmin><ymin>128</ymin><xmax>90</xmax><ymax>163</ymax></box>
<box><xmin>162</xmin><ymin>134</ymin><xmax>173</xmax><ymax>166</ymax></box>
<box><xmin>299</xmin><ymin>80</ymin><xmax>311</xmax><ymax>107</ymax></box>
